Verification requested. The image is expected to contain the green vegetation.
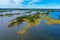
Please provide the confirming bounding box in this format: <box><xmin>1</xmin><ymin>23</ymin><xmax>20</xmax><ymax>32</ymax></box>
<box><xmin>0</xmin><ymin>13</ymin><xmax>20</xmax><ymax>17</ymax></box>
<box><xmin>8</xmin><ymin>11</ymin><xmax>41</xmax><ymax>27</ymax></box>
<box><xmin>58</xmin><ymin>16</ymin><xmax>60</xmax><ymax>20</ymax></box>
<box><xmin>24</xmin><ymin>10</ymin><xmax>32</xmax><ymax>13</ymax></box>
<box><xmin>5</xmin><ymin>13</ymin><xmax>14</xmax><ymax>16</ymax></box>
<box><xmin>0</xmin><ymin>14</ymin><xmax>4</xmax><ymax>16</ymax></box>
<box><xmin>15</xmin><ymin>13</ymin><xmax>20</xmax><ymax>15</ymax></box>
<box><xmin>46</xmin><ymin>10</ymin><xmax>50</xmax><ymax>15</ymax></box>
<box><xmin>0</xmin><ymin>10</ymin><xmax>12</xmax><ymax>12</ymax></box>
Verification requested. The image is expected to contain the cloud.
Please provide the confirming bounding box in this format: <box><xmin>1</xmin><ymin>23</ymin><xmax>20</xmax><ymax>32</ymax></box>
<box><xmin>22</xmin><ymin>0</ymin><xmax>41</xmax><ymax>7</ymax></box>
<box><xmin>0</xmin><ymin>0</ymin><xmax>41</xmax><ymax>6</ymax></box>
<box><xmin>0</xmin><ymin>0</ymin><xmax>10</xmax><ymax>6</ymax></box>
<box><xmin>12</xmin><ymin>0</ymin><xmax>24</xmax><ymax>5</ymax></box>
<box><xmin>0</xmin><ymin>0</ymin><xmax>60</xmax><ymax>8</ymax></box>
<box><xmin>29</xmin><ymin>0</ymin><xmax>41</xmax><ymax>4</ymax></box>
<box><xmin>0</xmin><ymin>0</ymin><xmax>24</xmax><ymax>7</ymax></box>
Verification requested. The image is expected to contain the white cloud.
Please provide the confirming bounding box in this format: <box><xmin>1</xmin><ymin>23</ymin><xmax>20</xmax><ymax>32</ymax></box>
<box><xmin>29</xmin><ymin>0</ymin><xmax>41</xmax><ymax>4</ymax></box>
<box><xmin>0</xmin><ymin>0</ymin><xmax>24</xmax><ymax>7</ymax></box>
<box><xmin>0</xmin><ymin>0</ymin><xmax>10</xmax><ymax>6</ymax></box>
<box><xmin>12</xmin><ymin>0</ymin><xmax>24</xmax><ymax>5</ymax></box>
<box><xmin>0</xmin><ymin>0</ymin><xmax>41</xmax><ymax>7</ymax></box>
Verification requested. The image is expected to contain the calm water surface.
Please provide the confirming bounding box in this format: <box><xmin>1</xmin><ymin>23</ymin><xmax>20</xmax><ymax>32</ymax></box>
<box><xmin>0</xmin><ymin>11</ymin><xmax>60</xmax><ymax>40</ymax></box>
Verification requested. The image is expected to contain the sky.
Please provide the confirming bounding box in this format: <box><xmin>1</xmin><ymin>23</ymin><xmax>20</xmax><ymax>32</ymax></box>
<box><xmin>0</xmin><ymin>0</ymin><xmax>60</xmax><ymax>9</ymax></box>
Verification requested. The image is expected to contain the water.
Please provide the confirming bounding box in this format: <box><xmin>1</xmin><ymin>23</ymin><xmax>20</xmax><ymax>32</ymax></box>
<box><xmin>0</xmin><ymin>10</ymin><xmax>60</xmax><ymax>40</ymax></box>
<box><xmin>49</xmin><ymin>12</ymin><xmax>60</xmax><ymax>20</ymax></box>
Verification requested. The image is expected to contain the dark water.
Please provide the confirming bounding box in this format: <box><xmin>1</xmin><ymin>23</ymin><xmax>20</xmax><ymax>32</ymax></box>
<box><xmin>0</xmin><ymin>11</ymin><xmax>60</xmax><ymax>40</ymax></box>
